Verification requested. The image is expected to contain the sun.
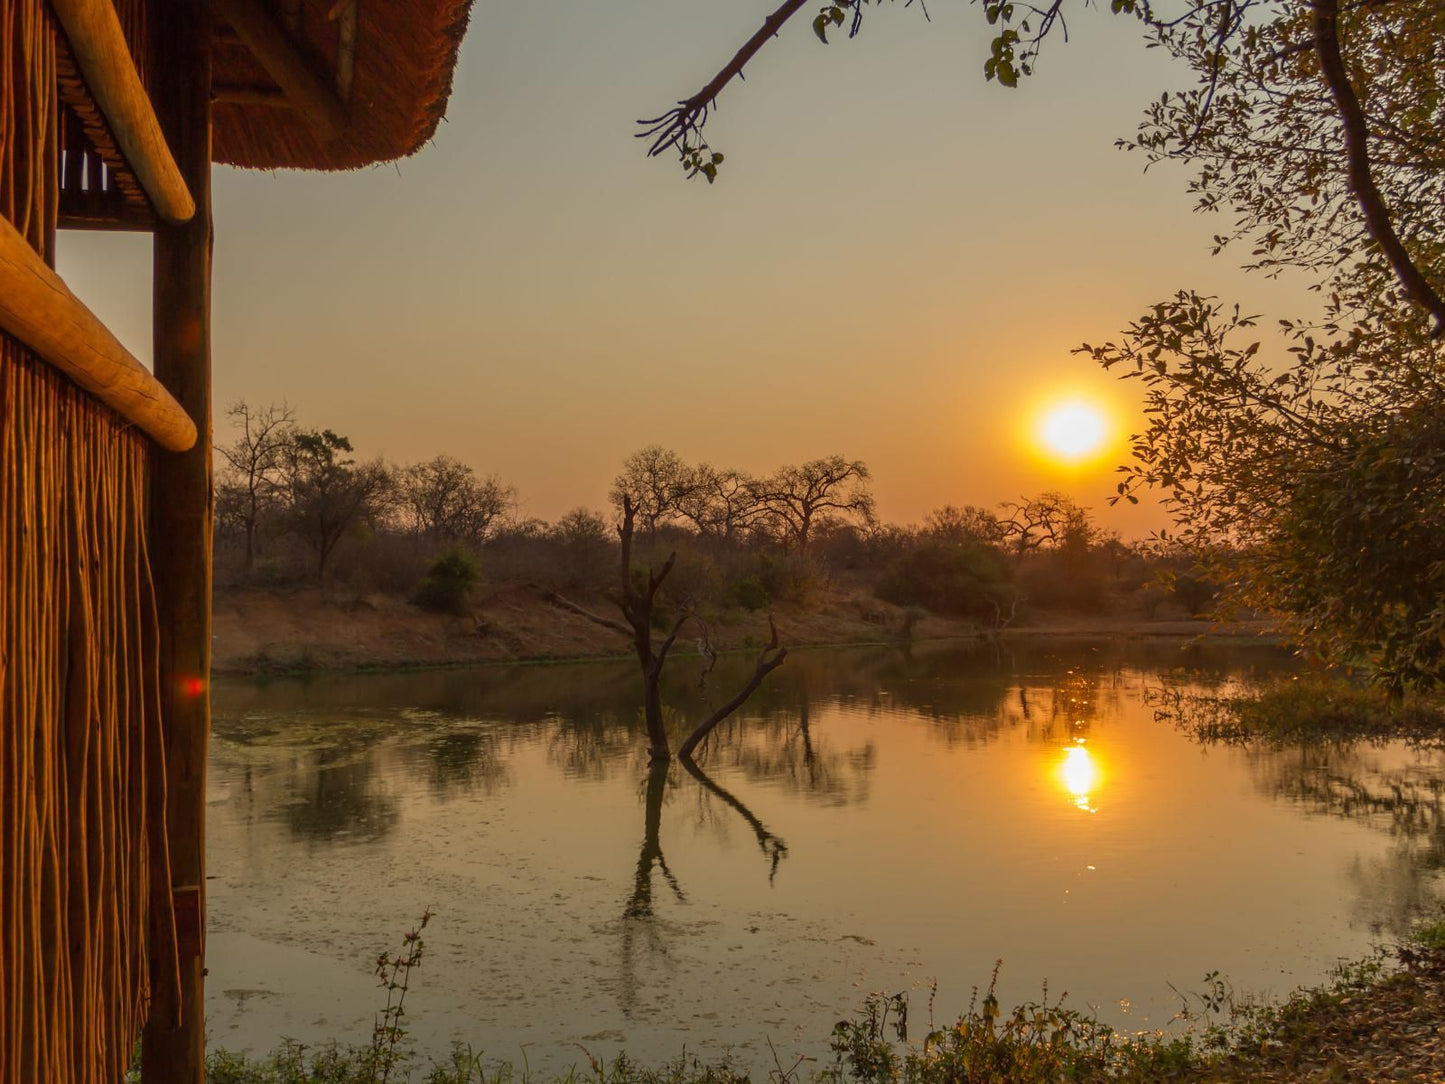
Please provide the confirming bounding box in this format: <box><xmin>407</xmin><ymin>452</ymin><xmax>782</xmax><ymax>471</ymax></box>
<box><xmin>1036</xmin><ymin>399</ymin><xmax>1110</xmax><ymax>463</ymax></box>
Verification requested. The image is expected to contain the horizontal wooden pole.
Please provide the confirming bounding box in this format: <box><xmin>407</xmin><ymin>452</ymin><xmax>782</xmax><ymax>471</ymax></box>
<box><xmin>213</xmin><ymin>0</ymin><xmax>348</xmax><ymax>140</ymax></box>
<box><xmin>50</xmin><ymin>0</ymin><xmax>195</xmax><ymax>225</ymax></box>
<box><xmin>0</xmin><ymin>214</ymin><xmax>196</xmax><ymax>452</ymax></box>
<box><xmin>213</xmin><ymin>85</ymin><xmax>292</xmax><ymax>108</ymax></box>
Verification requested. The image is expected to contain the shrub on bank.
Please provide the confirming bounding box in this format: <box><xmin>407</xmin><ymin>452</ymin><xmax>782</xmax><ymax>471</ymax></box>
<box><xmin>874</xmin><ymin>541</ymin><xmax>1012</xmax><ymax>620</ymax></box>
<box><xmin>412</xmin><ymin>548</ymin><xmax>481</xmax><ymax>616</ymax></box>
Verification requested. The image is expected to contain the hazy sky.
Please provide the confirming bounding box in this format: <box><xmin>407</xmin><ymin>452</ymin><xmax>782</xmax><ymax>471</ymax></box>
<box><xmin>57</xmin><ymin>0</ymin><xmax>1313</xmax><ymax>537</ymax></box>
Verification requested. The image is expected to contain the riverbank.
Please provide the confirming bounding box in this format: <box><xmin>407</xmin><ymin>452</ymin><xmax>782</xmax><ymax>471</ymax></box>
<box><xmin>212</xmin><ymin>585</ymin><xmax>1276</xmax><ymax>676</ymax></box>
<box><xmin>1195</xmin><ymin>937</ymin><xmax>1445</xmax><ymax>1082</ymax></box>
<box><xmin>198</xmin><ymin>936</ymin><xmax>1445</xmax><ymax>1083</ymax></box>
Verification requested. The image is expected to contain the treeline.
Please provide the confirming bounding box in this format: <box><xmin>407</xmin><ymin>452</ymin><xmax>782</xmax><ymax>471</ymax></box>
<box><xmin>214</xmin><ymin>402</ymin><xmax>1213</xmax><ymax>624</ymax></box>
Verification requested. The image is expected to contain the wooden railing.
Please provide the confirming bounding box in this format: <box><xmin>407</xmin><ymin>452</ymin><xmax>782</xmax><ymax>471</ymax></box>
<box><xmin>0</xmin><ymin>213</ymin><xmax>196</xmax><ymax>452</ymax></box>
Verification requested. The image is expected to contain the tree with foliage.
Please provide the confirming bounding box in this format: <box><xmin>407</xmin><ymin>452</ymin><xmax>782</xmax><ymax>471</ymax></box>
<box><xmin>217</xmin><ymin>400</ymin><xmax>295</xmax><ymax>574</ymax></box>
<box><xmin>877</xmin><ymin>534</ymin><xmax>1013</xmax><ymax>620</ymax></box>
<box><xmin>676</xmin><ymin>464</ymin><xmax>763</xmax><ymax>542</ymax></box>
<box><xmin>1074</xmin><ymin>2</ymin><xmax>1445</xmax><ymax>690</ymax></box>
<box><xmin>550</xmin><ymin>507</ymin><xmax>614</xmax><ymax>588</ymax></box>
<box><xmin>280</xmin><ymin>429</ymin><xmax>391</xmax><ymax>584</ymax></box>
<box><xmin>753</xmin><ymin>455</ymin><xmax>875</xmax><ymax>553</ymax></box>
<box><xmin>398</xmin><ymin>454</ymin><xmax>515</xmax><ymax>548</ymax></box>
<box><xmin>923</xmin><ymin>505</ymin><xmax>1005</xmax><ymax>548</ymax></box>
<box><xmin>999</xmin><ymin>492</ymin><xmax>1093</xmax><ymax>560</ymax></box>
<box><xmin>609</xmin><ymin>445</ymin><xmax>698</xmax><ymax>541</ymax></box>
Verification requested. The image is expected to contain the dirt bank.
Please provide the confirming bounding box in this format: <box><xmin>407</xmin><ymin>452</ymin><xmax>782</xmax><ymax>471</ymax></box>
<box><xmin>211</xmin><ymin>585</ymin><xmax>1274</xmax><ymax>676</ymax></box>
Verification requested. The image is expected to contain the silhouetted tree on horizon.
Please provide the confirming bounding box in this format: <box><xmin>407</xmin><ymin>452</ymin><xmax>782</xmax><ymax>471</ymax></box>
<box><xmin>217</xmin><ymin>400</ymin><xmax>295</xmax><ymax>574</ymax></box>
<box><xmin>752</xmin><ymin>455</ymin><xmax>875</xmax><ymax>554</ymax></box>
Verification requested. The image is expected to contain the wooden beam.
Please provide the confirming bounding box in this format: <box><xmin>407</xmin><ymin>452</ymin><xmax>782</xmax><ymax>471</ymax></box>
<box><xmin>58</xmin><ymin>171</ymin><xmax>158</xmax><ymax>232</ymax></box>
<box><xmin>49</xmin><ymin>0</ymin><xmax>195</xmax><ymax>224</ymax></box>
<box><xmin>332</xmin><ymin>0</ymin><xmax>357</xmax><ymax>101</ymax></box>
<box><xmin>213</xmin><ymin>84</ymin><xmax>292</xmax><ymax>108</ymax></box>
<box><xmin>212</xmin><ymin>0</ymin><xmax>348</xmax><ymax>140</ymax></box>
<box><xmin>140</xmin><ymin>2</ymin><xmax>213</xmax><ymax>1082</ymax></box>
<box><xmin>0</xmin><ymin>213</ymin><xmax>195</xmax><ymax>451</ymax></box>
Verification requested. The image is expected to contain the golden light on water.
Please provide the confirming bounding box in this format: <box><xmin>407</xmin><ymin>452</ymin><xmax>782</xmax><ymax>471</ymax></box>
<box><xmin>1057</xmin><ymin>741</ymin><xmax>1101</xmax><ymax>813</ymax></box>
<box><xmin>1035</xmin><ymin>399</ymin><xmax>1110</xmax><ymax>464</ymax></box>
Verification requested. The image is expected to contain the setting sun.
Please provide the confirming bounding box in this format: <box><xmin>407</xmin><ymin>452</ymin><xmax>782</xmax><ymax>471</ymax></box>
<box><xmin>1038</xmin><ymin>400</ymin><xmax>1110</xmax><ymax>463</ymax></box>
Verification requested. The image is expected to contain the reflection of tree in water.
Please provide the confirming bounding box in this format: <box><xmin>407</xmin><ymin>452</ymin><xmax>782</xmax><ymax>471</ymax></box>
<box><xmin>282</xmin><ymin>749</ymin><xmax>400</xmax><ymax>844</ymax></box>
<box><xmin>216</xmin><ymin>640</ymin><xmax>1295</xmax><ymax>787</ymax></box>
<box><xmin>411</xmin><ymin>726</ymin><xmax>511</xmax><ymax>798</ymax></box>
<box><xmin>615</xmin><ymin>758</ymin><xmax>789</xmax><ymax>1020</ymax></box>
<box><xmin>544</xmin><ymin>709</ymin><xmax>641</xmax><ymax>782</ymax></box>
<box><xmin>1246</xmin><ymin>743</ymin><xmax>1445</xmax><ymax>934</ymax></box>
<box><xmin>690</xmin><ymin>699</ymin><xmax>874</xmax><ymax>807</ymax></box>
<box><xmin>1014</xmin><ymin>667</ymin><xmax>1128</xmax><ymax>745</ymax></box>
<box><xmin>681</xmin><ymin>756</ymin><xmax>789</xmax><ymax>881</ymax></box>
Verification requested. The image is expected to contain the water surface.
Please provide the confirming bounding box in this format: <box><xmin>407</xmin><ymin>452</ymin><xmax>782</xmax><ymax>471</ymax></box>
<box><xmin>206</xmin><ymin>639</ymin><xmax>1445</xmax><ymax>1072</ymax></box>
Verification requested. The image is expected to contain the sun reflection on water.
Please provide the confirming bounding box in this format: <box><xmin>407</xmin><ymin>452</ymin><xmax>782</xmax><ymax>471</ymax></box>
<box><xmin>1058</xmin><ymin>741</ymin><xmax>1100</xmax><ymax>813</ymax></box>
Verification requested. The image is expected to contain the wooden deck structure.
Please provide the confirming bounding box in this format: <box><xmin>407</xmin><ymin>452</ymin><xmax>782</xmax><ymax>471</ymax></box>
<box><xmin>0</xmin><ymin>2</ymin><xmax>474</xmax><ymax>1081</ymax></box>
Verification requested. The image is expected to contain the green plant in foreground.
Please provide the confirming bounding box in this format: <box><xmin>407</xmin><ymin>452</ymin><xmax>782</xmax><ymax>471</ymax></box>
<box><xmin>369</xmin><ymin>909</ymin><xmax>433</xmax><ymax>1083</ymax></box>
<box><xmin>825</xmin><ymin>967</ymin><xmax>1202</xmax><ymax>1084</ymax></box>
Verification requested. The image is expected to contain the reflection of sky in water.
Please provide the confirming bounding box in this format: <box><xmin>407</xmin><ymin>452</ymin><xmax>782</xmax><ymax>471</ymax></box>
<box><xmin>204</xmin><ymin>641</ymin><xmax>1445</xmax><ymax>1075</ymax></box>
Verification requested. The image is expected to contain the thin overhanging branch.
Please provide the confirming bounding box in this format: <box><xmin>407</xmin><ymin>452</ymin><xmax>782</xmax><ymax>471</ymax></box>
<box><xmin>637</xmin><ymin>0</ymin><xmax>809</xmax><ymax>164</ymax></box>
<box><xmin>1312</xmin><ymin>0</ymin><xmax>1445</xmax><ymax>337</ymax></box>
<box><xmin>654</xmin><ymin>610</ymin><xmax>694</xmax><ymax>668</ymax></box>
<box><xmin>547</xmin><ymin>592</ymin><xmax>632</xmax><ymax>637</ymax></box>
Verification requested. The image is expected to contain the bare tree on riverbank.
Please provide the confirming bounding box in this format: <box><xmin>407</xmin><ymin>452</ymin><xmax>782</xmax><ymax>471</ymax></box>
<box><xmin>549</xmin><ymin>494</ymin><xmax>788</xmax><ymax>761</ymax></box>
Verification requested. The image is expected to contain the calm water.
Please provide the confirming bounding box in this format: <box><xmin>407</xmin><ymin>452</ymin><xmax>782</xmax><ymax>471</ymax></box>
<box><xmin>206</xmin><ymin>640</ymin><xmax>1445</xmax><ymax>1072</ymax></box>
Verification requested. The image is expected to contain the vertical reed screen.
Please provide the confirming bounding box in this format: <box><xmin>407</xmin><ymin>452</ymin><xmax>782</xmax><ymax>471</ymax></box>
<box><xmin>1</xmin><ymin>0</ymin><xmax>178</xmax><ymax>1081</ymax></box>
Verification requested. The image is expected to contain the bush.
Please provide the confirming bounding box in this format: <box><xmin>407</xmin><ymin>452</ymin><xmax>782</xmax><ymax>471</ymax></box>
<box><xmin>412</xmin><ymin>548</ymin><xmax>480</xmax><ymax>616</ymax></box>
<box><xmin>731</xmin><ymin>575</ymin><xmax>771</xmax><ymax>611</ymax></box>
<box><xmin>875</xmin><ymin>542</ymin><xmax>1012</xmax><ymax>620</ymax></box>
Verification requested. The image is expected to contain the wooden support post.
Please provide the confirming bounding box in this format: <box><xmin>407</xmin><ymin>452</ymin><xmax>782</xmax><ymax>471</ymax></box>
<box><xmin>141</xmin><ymin>1</ymin><xmax>213</xmax><ymax>1081</ymax></box>
<box><xmin>213</xmin><ymin>0</ymin><xmax>349</xmax><ymax>140</ymax></box>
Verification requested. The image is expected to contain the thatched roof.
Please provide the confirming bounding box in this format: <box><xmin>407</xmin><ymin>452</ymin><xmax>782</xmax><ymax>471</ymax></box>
<box><xmin>213</xmin><ymin>0</ymin><xmax>475</xmax><ymax>170</ymax></box>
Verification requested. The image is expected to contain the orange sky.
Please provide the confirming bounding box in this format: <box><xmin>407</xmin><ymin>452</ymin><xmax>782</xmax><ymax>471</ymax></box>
<box><xmin>57</xmin><ymin>1</ymin><xmax>1316</xmax><ymax>539</ymax></box>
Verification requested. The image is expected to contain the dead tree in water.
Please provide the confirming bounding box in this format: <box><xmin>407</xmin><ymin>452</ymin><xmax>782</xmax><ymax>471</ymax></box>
<box><xmin>549</xmin><ymin>495</ymin><xmax>787</xmax><ymax>761</ymax></box>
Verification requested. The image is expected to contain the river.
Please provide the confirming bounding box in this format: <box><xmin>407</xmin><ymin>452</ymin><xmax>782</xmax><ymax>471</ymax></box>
<box><xmin>204</xmin><ymin>638</ymin><xmax>1445</xmax><ymax>1074</ymax></box>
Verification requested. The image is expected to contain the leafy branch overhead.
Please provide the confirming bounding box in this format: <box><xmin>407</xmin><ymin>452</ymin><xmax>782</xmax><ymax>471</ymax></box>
<box><xmin>638</xmin><ymin>0</ymin><xmax>1445</xmax><ymax>336</ymax></box>
<box><xmin>637</xmin><ymin>0</ymin><xmax>928</xmax><ymax>182</ymax></box>
<box><xmin>638</xmin><ymin>0</ymin><xmax>1137</xmax><ymax>180</ymax></box>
